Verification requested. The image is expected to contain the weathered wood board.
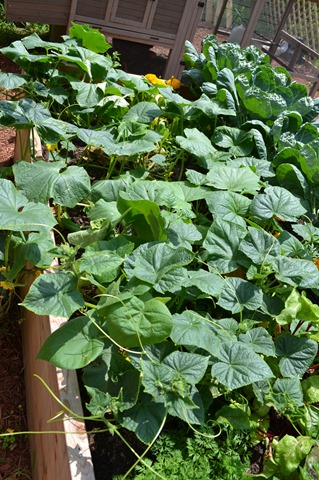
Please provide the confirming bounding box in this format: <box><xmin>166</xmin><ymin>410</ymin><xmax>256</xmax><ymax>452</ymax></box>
<box><xmin>20</xmin><ymin>292</ymin><xmax>96</xmax><ymax>480</ymax></box>
<box><xmin>4</xmin><ymin>0</ymin><xmax>72</xmax><ymax>25</ymax></box>
<box><xmin>15</xmin><ymin>130</ymin><xmax>95</xmax><ymax>480</ymax></box>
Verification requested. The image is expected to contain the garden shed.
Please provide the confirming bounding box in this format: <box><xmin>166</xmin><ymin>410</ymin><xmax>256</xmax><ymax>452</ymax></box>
<box><xmin>4</xmin><ymin>0</ymin><xmax>204</xmax><ymax>78</ymax></box>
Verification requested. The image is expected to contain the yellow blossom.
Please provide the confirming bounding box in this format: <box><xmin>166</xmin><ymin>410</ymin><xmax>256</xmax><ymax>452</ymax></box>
<box><xmin>0</xmin><ymin>280</ymin><xmax>15</xmax><ymax>290</ymax></box>
<box><xmin>145</xmin><ymin>73</ymin><xmax>166</xmax><ymax>86</ymax></box>
<box><xmin>46</xmin><ymin>143</ymin><xmax>58</xmax><ymax>152</ymax></box>
<box><xmin>166</xmin><ymin>76</ymin><xmax>181</xmax><ymax>89</ymax></box>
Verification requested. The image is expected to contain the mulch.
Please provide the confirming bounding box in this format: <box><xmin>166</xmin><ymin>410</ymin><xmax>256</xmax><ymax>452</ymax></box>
<box><xmin>0</xmin><ymin>302</ymin><xmax>31</xmax><ymax>480</ymax></box>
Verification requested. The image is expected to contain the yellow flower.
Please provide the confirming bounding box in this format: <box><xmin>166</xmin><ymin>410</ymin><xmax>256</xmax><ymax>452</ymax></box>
<box><xmin>145</xmin><ymin>73</ymin><xmax>166</xmax><ymax>86</ymax></box>
<box><xmin>33</xmin><ymin>269</ymin><xmax>43</xmax><ymax>278</ymax></box>
<box><xmin>166</xmin><ymin>76</ymin><xmax>181</xmax><ymax>89</ymax></box>
<box><xmin>46</xmin><ymin>143</ymin><xmax>58</xmax><ymax>152</ymax></box>
<box><xmin>0</xmin><ymin>280</ymin><xmax>15</xmax><ymax>290</ymax></box>
<box><xmin>313</xmin><ymin>258</ymin><xmax>319</xmax><ymax>269</ymax></box>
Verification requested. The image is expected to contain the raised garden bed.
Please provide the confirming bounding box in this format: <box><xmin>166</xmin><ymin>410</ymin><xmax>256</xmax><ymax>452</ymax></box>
<box><xmin>1</xmin><ymin>23</ymin><xmax>319</xmax><ymax>480</ymax></box>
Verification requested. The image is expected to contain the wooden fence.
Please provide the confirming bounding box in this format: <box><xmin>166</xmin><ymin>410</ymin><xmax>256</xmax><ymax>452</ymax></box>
<box><xmin>202</xmin><ymin>0</ymin><xmax>319</xmax><ymax>54</ymax></box>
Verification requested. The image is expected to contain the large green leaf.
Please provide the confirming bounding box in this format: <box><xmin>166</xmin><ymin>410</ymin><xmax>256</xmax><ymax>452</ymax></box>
<box><xmin>205</xmin><ymin>191</ymin><xmax>251</xmax><ymax>226</ymax></box>
<box><xmin>69</xmin><ymin>80</ymin><xmax>105</xmax><ymax>107</ymax></box>
<box><xmin>211</xmin><ymin>342</ymin><xmax>273</xmax><ymax>389</ymax></box>
<box><xmin>123</xmin><ymin>101</ymin><xmax>162</xmax><ymax>123</ymax></box>
<box><xmin>165</xmin><ymin>181</ymin><xmax>208</xmax><ymax>202</ymax></box>
<box><xmin>37</xmin><ymin>316</ymin><xmax>105</xmax><ymax>368</ymax></box>
<box><xmin>192</xmin><ymin>93</ymin><xmax>236</xmax><ymax>118</ymax></box>
<box><xmin>7</xmin><ymin>232</ymin><xmax>56</xmax><ymax>281</ymax></box>
<box><xmin>176</xmin><ymin>128</ymin><xmax>216</xmax><ymax>163</ymax></box>
<box><xmin>0</xmin><ymin>72</ymin><xmax>26</xmax><ymax>90</ymax></box>
<box><xmin>117</xmin><ymin>192</ymin><xmax>166</xmax><ymax>242</ymax></box>
<box><xmin>162</xmin><ymin>351</ymin><xmax>209</xmax><ymax>385</ymax></box>
<box><xmin>292</xmin><ymin>223</ymin><xmax>319</xmax><ymax>243</ymax></box>
<box><xmin>239</xmin><ymin>227</ymin><xmax>280</xmax><ymax>265</ymax></box>
<box><xmin>76</xmin><ymin>128</ymin><xmax>116</xmax><ymax>154</ymax></box>
<box><xmin>275</xmin><ymin>334</ymin><xmax>317</xmax><ymax>377</ymax></box>
<box><xmin>240</xmin><ymin>87</ymin><xmax>272</xmax><ymax>119</ymax></box>
<box><xmin>21</xmin><ymin>272</ymin><xmax>84</xmax><ymax>318</ymax></box>
<box><xmin>229</xmin><ymin>156</ymin><xmax>275</xmax><ymax>178</ymax></box>
<box><xmin>271</xmin><ymin>378</ymin><xmax>304</xmax><ymax>411</ymax></box>
<box><xmin>118</xmin><ymin>393</ymin><xmax>166</xmax><ymax>443</ymax></box>
<box><xmin>216</xmin><ymin>404</ymin><xmax>251</xmax><ymax>430</ymax></box>
<box><xmin>78</xmin><ymin>250</ymin><xmax>124</xmax><ymax>283</ymax></box>
<box><xmin>217</xmin><ymin>277</ymin><xmax>263</xmax><ymax>314</ymax></box>
<box><xmin>216</xmin><ymin>68</ymin><xmax>238</xmax><ymax>104</ymax></box>
<box><xmin>14</xmin><ymin>161</ymin><xmax>91</xmax><ymax>208</ymax></box>
<box><xmin>166</xmin><ymin>387</ymin><xmax>205</xmax><ymax>425</ymax></box>
<box><xmin>100</xmin><ymin>296</ymin><xmax>172</xmax><ymax>348</ymax></box>
<box><xmin>69</xmin><ymin>23</ymin><xmax>111</xmax><ymax>54</ymax></box>
<box><xmin>0</xmin><ymin>38</ymin><xmax>48</xmax><ymax>67</ymax></box>
<box><xmin>171</xmin><ymin>310</ymin><xmax>222</xmax><ymax>355</ymax></box>
<box><xmin>0</xmin><ymin>98</ymin><xmax>51</xmax><ymax>128</ymax></box>
<box><xmin>141</xmin><ymin>352</ymin><xmax>207</xmax><ymax>424</ymax></box>
<box><xmin>87</xmin><ymin>199</ymin><xmax>121</xmax><ymax>225</ymax></box>
<box><xmin>212</xmin><ymin>126</ymin><xmax>254</xmax><ymax>156</ymax></box>
<box><xmin>125</xmin><ymin>243</ymin><xmax>193</xmax><ymax>294</ymax></box>
<box><xmin>185</xmin><ymin>270</ymin><xmax>224</xmax><ymax>297</ymax></box>
<box><xmin>167</xmin><ymin>218</ymin><xmax>202</xmax><ymax>249</ymax></box>
<box><xmin>273</xmin><ymin>256</ymin><xmax>319</xmax><ymax>288</ymax></box>
<box><xmin>250</xmin><ymin>186</ymin><xmax>307</xmax><ymax>221</ymax></box>
<box><xmin>239</xmin><ymin>327</ymin><xmax>275</xmax><ymax>356</ymax></box>
<box><xmin>277</xmin><ymin>230</ymin><xmax>309</xmax><ymax>259</ymax></box>
<box><xmin>120</xmin><ymin>180</ymin><xmax>158</xmax><ymax>202</ymax></box>
<box><xmin>299</xmin><ymin>143</ymin><xmax>319</xmax><ymax>186</ymax></box>
<box><xmin>203</xmin><ymin>218</ymin><xmax>247</xmax><ymax>274</ymax></box>
<box><xmin>276</xmin><ymin>163</ymin><xmax>309</xmax><ymax>199</ymax></box>
<box><xmin>36</xmin><ymin>117</ymin><xmax>76</xmax><ymax>144</ymax></box>
<box><xmin>0</xmin><ymin>179</ymin><xmax>56</xmax><ymax>231</ymax></box>
<box><xmin>206</xmin><ymin>165</ymin><xmax>260</xmax><ymax>194</ymax></box>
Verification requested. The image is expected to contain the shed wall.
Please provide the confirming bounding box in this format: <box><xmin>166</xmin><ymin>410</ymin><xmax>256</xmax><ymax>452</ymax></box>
<box><xmin>5</xmin><ymin>0</ymin><xmax>71</xmax><ymax>25</ymax></box>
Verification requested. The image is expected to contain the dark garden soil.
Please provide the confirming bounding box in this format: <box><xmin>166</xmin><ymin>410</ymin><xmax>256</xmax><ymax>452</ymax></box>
<box><xmin>0</xmin><ymin>301</ymin><xmax>31</xmax><ymax>480</ymax></box>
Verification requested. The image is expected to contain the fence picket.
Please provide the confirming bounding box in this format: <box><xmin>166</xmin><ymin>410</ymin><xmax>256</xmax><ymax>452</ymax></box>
<box><xmin>202</xmin><ymin>0</ymin><xmax>319</xmax><ymax>54</ymax></box>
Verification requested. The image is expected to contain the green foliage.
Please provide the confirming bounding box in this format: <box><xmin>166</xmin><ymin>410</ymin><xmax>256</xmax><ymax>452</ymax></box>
<box><xmin>1</xmin><ymin>25</ymin><xmax>319</xmax><ymax>478</ymax></box>
<box><xmin>115</xmin><ymin>424</ymin><xmax>251</xmax><ymax>480</ymax></box>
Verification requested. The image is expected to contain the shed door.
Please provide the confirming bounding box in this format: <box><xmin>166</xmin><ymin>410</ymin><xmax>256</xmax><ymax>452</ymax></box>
<box><xmin>110</xmin><ymin>0</ymin><xmax>156</xmax><ymax>28</ymax></box>
<box><xmin>150</xmin><ymin>0</ymin><xmax>186</xmax><ymax>35</ymax></box>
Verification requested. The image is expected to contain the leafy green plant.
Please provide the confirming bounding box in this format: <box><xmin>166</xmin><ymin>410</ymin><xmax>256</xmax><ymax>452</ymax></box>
<box><xmin>115</xmin><ymin>423</ymin><xmax>251</xmax><ymax>480</ymax></box>
<box><xmin>1</xmin><ymin>25</ymin><xmax>319</xmax><ymax>478</ymax></box>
